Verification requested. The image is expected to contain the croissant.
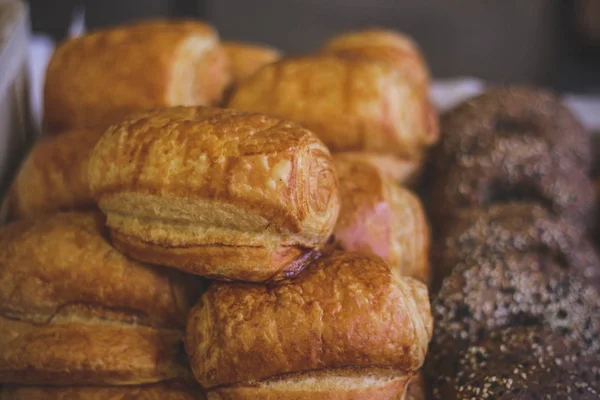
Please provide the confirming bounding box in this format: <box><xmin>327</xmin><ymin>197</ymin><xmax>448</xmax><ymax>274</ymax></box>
<box><xmin>44</xmin><ymin>20</ymin><xmax>230</xmax><ymax>131</ymax></box>
<box><xmin>0</xmin><ymin>212</ymin><xmax>202</xmax><ymax>385</ymax></box>
<box><xmin>186</xmin><ymin>252</ymin><xmax>433</xmax><ymax>399</ymax></box>
<box><xmin>228</xmin><ymin>55</ymin><xmax>437</xmax><ymax>162</ymax></box>
<box><xmin>88</xmin><ymin>107</ymin><xmax>340</xmax><ymax>282</ymax></box>
<box><xmin>6</xmin><ymin>128</ymin><xmax>102</xmax><ymax>219</ymax></box>
<box><xmin>223</xmin><ymin>41</ymin><xmax>281</xmax><ymax>83</ymax></box>
<box><xmin>333</xmin><ymin>157</ymin><xmax>430</xmax><ymax>282</ymax></box>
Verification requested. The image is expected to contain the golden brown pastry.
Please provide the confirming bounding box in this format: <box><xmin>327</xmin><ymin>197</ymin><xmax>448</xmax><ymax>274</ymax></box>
<box><xmin>0</xmin><ymin>212</ymin><xmax>202</xmax><ymax>385</ymax></box>
<box><xmin>0</xmin><ymin>383</ymin><xmax>201</xmax><ymax>400</ymax></box>
<box><xmin>6</xmin><ymin>128</ymin><xmax>102</xmax><ymax>219</ymax></box>
<box><xmin>223</xmin><ymin>41</ymin><xmax>281</xmax><ymax>83</ymax></box>
<box><xmin>405</xmin><ymin>372</ymin><xmax>426</xmax><ymax>400</ymax></box>
<box><xmin>186</xmin><ymin>252</ymin><xmax>433</xmax><ymax>399</ymax></box>
<box><xmin>228</xmin><ymin>55</ymin><xmax>438</xmax><ymax>162</ymax></box>
<box><xmin>321</xmin><ymin>28</ymin><xmax>430</xmax><ymax>90</ymax></box>
<box><xmin>88</xmin><ymin>107</ymin><xmax>340</xmax><ymax>282</ymax></box>
<box><xmin>333</xmin><ymin>151</ymin><xmax>422</xmax><ymax>187</ymax></box>
<box><xmin>44</xmin><ymin>20</ymin><xmax>230</xmax><ymax>131</ymax></box>
<box><xmin>333</xmin><ymin>157</ymin><xmax>430</xmax><ymax>282</ymax></box>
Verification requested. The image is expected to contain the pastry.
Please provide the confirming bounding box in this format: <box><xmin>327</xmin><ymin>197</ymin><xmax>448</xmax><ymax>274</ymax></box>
<box><xmin>0</xmin><ymin>212</ymin><xmax>202</xmax><ymax>385</ymax></box>
<box><xmin>88</xmin><ymin>107</ymin><xmax>340</xmax><ymax>282</ymax></box>
<box><xmin>332</xmin><ymin>152</ymin><xmax>422</xmax><ymax>186</ymax></box>
<box><xmin>0</xmin><ymin>383</ymin><xmax>202</xmax><ymax>400</ymax></box>
<box><xmin>333</xmin><ymin>157</ymin><xmax>430</xmax><ymax>282</ymax></box>
<box><xmin>223</xmin><ymin>41</ymin><xmax>281</xmax><ymax>83</ymax></box>
<box><xmin>6</xmin><ymin>128</ymin><xmax>102</xmax><ymax>219</ymax></box>
<box><xmin>405</xmin><ymin>373</ymin><xmax>426</xmax><ymax>400</ymax></box>
<box><xmin>322</xmin><ymin>28</ymin><xmax>429</xmax><ymax>90</ymax></box>
<box><xmin>44</xmin><ymin>20</ymin><xmax>230</xmax><ymax>131</ymax></box>
<box><xmin>186</xmin><ymin>252</ymin><xmax>432</xmax><ymax>399</ymax></box>
<box><xmin>228</xmin><ymin>55</ymin><xmax>438</xmax><ymax>162</ymax></box>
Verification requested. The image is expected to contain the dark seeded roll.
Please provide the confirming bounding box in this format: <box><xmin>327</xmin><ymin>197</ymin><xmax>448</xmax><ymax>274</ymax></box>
<box><xmin>432</xmin><ymin>325</ymin><xmax>600</xmax><ymax>400</ymax></box>
<box><xmin>430</xmin><ymin>134</ymin><xmax>596</xmax><ymax>229</ymax></box>
<box><xmin>431</xmin><ymin>251</ymin><xmax>600</xmax><ymax>349</ymax></box>
<box><xmin>432</xmin><ymin>203</ymin><xmax>600</xmax><ymax>289</ymax></box>
<box><xmin>436</xmin><ymin>86</ymin><xmax>592</xmax><ymax>172</ymax></box>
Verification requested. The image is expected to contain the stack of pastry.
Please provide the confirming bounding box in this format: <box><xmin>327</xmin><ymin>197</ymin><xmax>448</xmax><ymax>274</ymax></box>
<box><xmin>0</xmin><ymin>21</ymin><xmax>435</xmax><ymax>399</ymax></box>
<box><xmin>229</xmin><ymin>28</ymin><xmax>439</xmax><ymax>186</ymax></box>
<box><xmin>426</xmin><ymin>87</ymin><xmax>600</xmax><ymax>398</ymax></box>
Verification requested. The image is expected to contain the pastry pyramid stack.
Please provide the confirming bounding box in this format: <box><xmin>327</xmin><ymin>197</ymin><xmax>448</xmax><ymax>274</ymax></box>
<box><xmin>0</xmin><ymin>21</ymin><xmax>437</xmax><ymax>399</ymax></box>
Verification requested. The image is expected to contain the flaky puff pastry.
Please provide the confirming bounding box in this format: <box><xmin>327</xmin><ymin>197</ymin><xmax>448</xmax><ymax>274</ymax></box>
<box><xmin>322</xmin><ymin>28</ymin><xmax>430</xmax><ymax>90</ymax></box>
<box><xmin>333</xmin><ymin>157</ymin><xmax>430</xmax><ymax>282</ymax></box>
<box><xmin>223</xmin><ymin>41</ymin><xmax>281</xmax><ymax>83</ymax></box>
<box><xmin>186</xmin><ymin>252</ymin><xmax>432</xmax><ymax>399</ymax></box>
<box><xmin>0</xmin><ymin>212</ymin><xmax>203</xmax><ymax>385</ymax></box>
<box><xmin>44</xmin><ymin>20</ymin><xmax>230</xmax><ymax>132</ymax></box>
<box><xmin>228</xmin><ymin>55</ymin><xmax>437</xmax><ymax>162</ymax></box>
<box><xmin>333</xmin><ymin>152</ymin><xmax>422</xmax><ymax>187</ymax></box>
<box><xmin>6</xmin><ymin>128</ymin><xmax>102</xmax><ymax>220</ymax></box>
<box><xmin>88</xmin><ymin>107</ymin><xmax>340</xmax><ymax>282</ymax></box>
<box><xmin>0</xmin><ymin>383</ymin><xmax>201</xmax><ymax>400</ymax></box>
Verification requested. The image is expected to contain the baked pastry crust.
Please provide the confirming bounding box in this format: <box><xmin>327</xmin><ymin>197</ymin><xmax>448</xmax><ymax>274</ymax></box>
<box><xmin>44</xmin><ymin>20</ymin><xmax>230</xmax><ymax>131</ymax></box>
<box><xmin>223</xmin><ymin>41</ymin><xmax>281</xmax><ymax>83</ymax></box>
<box><xmin>206</xmin><ymin>368</ymin><xmax>411</xmax><ymax>400</ymax></box>
<box><xmin>228</xmin><ymin>55</ymin><xmax>437</xmax><ymax>161</ymax></box>
<box><xmin>0</xmin><ymin>212</ymin><xmax>201</xmax><ymax>385</ymax></box>
<box><xmin>332</xmin><ymin>152</ymin><xmax>422</xmax><ymax>186</ymax></box>
<box><xmin>7</xmin><ymin>128</ymin><xmax>102</xmax><ymax>219</ymax></box>
<box><xmin>186</xmin><ymin>252</ymin><xmax>432</xmax><ymax>390</ymax></box>
<box><xmin>0</xmin><ymin>383</ymin><xmax>201</xmax><ymax>399</ymax></box>
<box><xmin>88</xmin><ymin>107</ymin><xmax>340</xmax><ymax>282</ymax></box>
<box><xmin>321</xmin><ymin>28</ymin><xmax>430</xmax><ymax>90</ymax></box>
<box><xmin>333</xmin><ymin>157</ymin><xmax>430</xmax><ymax>282</ymax></box>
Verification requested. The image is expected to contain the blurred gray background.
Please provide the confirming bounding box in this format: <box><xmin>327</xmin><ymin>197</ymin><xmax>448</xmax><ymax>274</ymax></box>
<box><xmin>27</xmin><ymin>0</ymin><xmax>600</xmax><ymax>93</ymax></box>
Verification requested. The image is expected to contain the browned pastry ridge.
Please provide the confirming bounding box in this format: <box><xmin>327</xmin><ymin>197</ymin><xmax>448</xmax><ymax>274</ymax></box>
<box><xmin>321</xmin><ymin>28</ymin><xmax>430</xmax><ymax>92</ymax></box>
<box><xmin>6</xmin><ymin>128</ymin><xmax>102</xmax><ymax>219</ymax></box>
<box><xmin>44</xmin><ymin>20</ymin><xmax>230</xmax><ymax>131</ymax></box>
<box><xmin>222</xmin><ymin>41</ymin><xmax>281</xmax><ymax>83</ymax></box>
<box><xmin>88</xmin><ymin>107</ymin><xmax>340</xmax><ymax>282</ymax></box>
<box><xmin>228</xmin><ymin>54</ymin><xmax>438</xmax><ymax>164</ymax></box>
<box><xmin>185</xmin><ymin>252</ymin><xmax>433</xmax><ymax>399</ymax></box>
<box><xmin>0</xmin><ymin>382</ymin><xmax>202</xmax><ymax>400</ymax></box>
<box><xmin>333</xmin><ymin>157</ymin><xmax>430</xmax><ymax>282</ymax></box>
<box><xmin>0</xmin><ymin>212</ymin><xmax>203</xmax><ymax>385</ymax></box>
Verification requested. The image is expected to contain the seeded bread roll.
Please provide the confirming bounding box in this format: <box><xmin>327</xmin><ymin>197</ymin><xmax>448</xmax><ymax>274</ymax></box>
<box><xmin>228</xmin><ymin>55</ymin><xmax>438</xmax><ymax>163</ymax></box>
<box><xmin>432</xmin><ymin>326</ymin><xmax>600</xmax><ymax>399</ymax></box>
<box><xmin>44</xmin><ymin>20</ymin><xmax>230</xmax><ymax>131</ymax></box>
<box><xmin>0</xmin><ymin>212</ymin><xmax>202</xmax><ymax>385</ymax></box>
<box><xmin>186</xmin><ymin>252</ymin><xmax>433</xmax><ymax>399</ymax></box>
<box><xmin>6</xmin><ymin>128</ymin><xmax>102</xmax><ymax>219</ymax></box>
<box><xmin>88</xmin><ymin>107</ymin><xmax>340</xmax><ymax>282</ymax></box>
<box><xmin>0</xmin><ymin>383</ymin><xmax>202</xmax><ymax>400</ymax></box>
<box><xmin>433</xmin><ymin>204</ymin><xmax>600</xmax><ymax>289</ymax></box>
<box><xmin>333</xmin><ymin>157</ymin><xmax>430</xmax><ymax>282</ymax></box>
